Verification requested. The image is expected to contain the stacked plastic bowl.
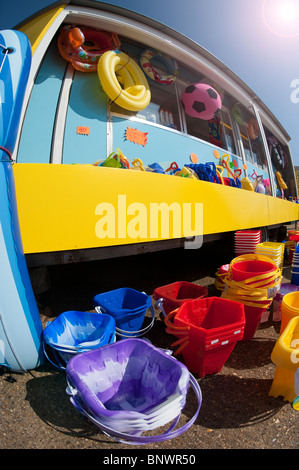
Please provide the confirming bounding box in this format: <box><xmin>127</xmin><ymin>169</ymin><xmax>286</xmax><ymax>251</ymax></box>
<box><xmin>255</xmin><ymin>242</ymin><xmax>284</xmax><ymax>269</ymax></box>
<box><xmin>66</xmin><ymin>338</ymin><xmax>202</xmax><ymax>444</ymax></box>
<box><xmin>234</xmin><ymin>230</ymin><xmax>262</xmax><ymax>255</ymax></box>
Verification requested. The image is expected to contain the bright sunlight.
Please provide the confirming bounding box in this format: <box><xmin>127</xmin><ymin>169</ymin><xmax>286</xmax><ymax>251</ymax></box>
<box><xmin>262</xmin><ymin>0</ymin><xmax>299</xmax><ymax>37</ymax></box>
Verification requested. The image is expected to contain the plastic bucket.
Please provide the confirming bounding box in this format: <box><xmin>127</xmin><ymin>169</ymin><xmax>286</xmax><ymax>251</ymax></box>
<box><xmin>165</xmin><ymin>297</ymin><xmax>245</xmax><ymax>377</ymax></box>
<box><xmin>223</xmin><ymin>254</ymin><xmax>280</xmax><ymax>341</ymax></box>
<box><xmin>65</xmin><ymin>339</ymin><xmax>202</xmax><ymax>444</ymax></box>
<box><xmin>93</xmin><ymin>288</ymin><xmax>155</xmax><ymax>337</ymax></box>
<box><xmin>231</xmin><ymin>259</ymin><xmax>276</xmax><ymax>283</ymax></box>
<box><xmin>153</xmin><ymin>281</ymin><xmax>208</xmax><ymax>316</ymax></box>
<box><xmin>43</xmin><ymin>310</ymin><xmax>116</xmax><ymax>369</ymax></box>
<box><xmin>280</xmin><ymin>292</ymin><xmax>299</xmax><ymax>333</ymax></box>
<box><xmin>231</xmin><ymin>259</ymin><xmax>276</xmax><ymax>340</ymax></box>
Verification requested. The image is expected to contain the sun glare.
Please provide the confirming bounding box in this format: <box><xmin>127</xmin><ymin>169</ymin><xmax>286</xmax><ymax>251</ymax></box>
<box><xmin>263</xmin><ymin>0</ymin><xmax>299</xmax><ymax>37</ymax></box>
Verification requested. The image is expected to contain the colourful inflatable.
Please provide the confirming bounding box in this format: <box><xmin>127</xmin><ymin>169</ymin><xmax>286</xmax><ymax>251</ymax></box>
<box><xmin>98</xmin><ymin>50</ymin><xmax>151</xmax><ymax>111</ymax></box>
<box><xmin>181</xmin><ymin>83</ymin><xmax>221</xmax><ymax>120</ymax></box>
<box><xmin>58</xmin><ymin>26</ymin><xmax>121</xmax><ymax>72</ymax></box>
<box><xmin>140</xmin><ymin>49</ymin><xmax>179</xmax><ymax>85</ymax></box>
<box><xmin>248</xmin><ymin>118</ymin><xmax>259</xmax><ymax>140</ymax></box>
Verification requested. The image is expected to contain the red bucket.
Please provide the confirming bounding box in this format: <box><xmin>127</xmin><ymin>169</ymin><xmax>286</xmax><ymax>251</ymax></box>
<box><xmin>167</xmin><ymin>297</ymin><xmax>245</xmax><ymax>377</ymax></box>
<box><xmin>231</xmin><ymin>259</ymin><xmax>277</xmax><ymax>341</ymax></box>
<box><xmin>153</xmin><ymin>281</ymin><xmax>208</xmax><ymax>316</ymax></box>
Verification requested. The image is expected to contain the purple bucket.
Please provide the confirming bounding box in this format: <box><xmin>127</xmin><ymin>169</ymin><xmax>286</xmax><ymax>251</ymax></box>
<box><xmin>66</xmin><ymin>339</ymin><xmax>202</xmax><ymax>444</ymax></box>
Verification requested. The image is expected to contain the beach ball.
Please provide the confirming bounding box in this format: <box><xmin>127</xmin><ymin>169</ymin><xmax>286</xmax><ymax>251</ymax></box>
<box><xmin>181</xmin><ymin>83</ymin><xmax>222</xmax><ymax>120</ymax></box>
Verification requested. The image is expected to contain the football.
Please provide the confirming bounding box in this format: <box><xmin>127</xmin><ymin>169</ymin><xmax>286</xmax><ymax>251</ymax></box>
<box><xmin>181</xmin><ymin>83</ymin><xmax>222</xmax><ymax>120</ymax></box>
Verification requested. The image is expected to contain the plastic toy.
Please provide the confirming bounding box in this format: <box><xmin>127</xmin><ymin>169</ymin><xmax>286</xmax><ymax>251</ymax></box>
<box><xmin>164</xmin><ymin>297</ymin><xmax>245</xmax><ymax>377</ymax></box>
<box><xmin>93</xmin><ymin>288</ymin><xmax>155</xmax><ymax>338</ymax></box>
<box><xmin>181</xmin><ymin>83</ymin><xmax>221</xmax><ymax>120</ymax></box>
<box><xmin>43</xmin><ymin>310</ymin><xmax>116</xmax><ymax>369</ymax></box>
<box><xmin>66</xmin><ymin>338</ymin><xmax>202</xmax><ymax>444</ymax></box>
<box><xmin>98</xmin><ymin>51</ymin><xmax>151</xmax><ymax>111</ymax></box>
<box><xmin>58</xmin><ymin>25</ymin><xmax>121</xmax><ymax>72</ymax></box>
<box><xmin>269</xmin><ymin>316</ymin><xmax>299</xmax><ymax>404</ymax></box>
<box><xmin>140</xmin><ymin>48</ymin><xmax>179</xmax><ymax>85</ymax></box>
<box><xmin>247</xmin><ymin>118</ymin><xmax>259</xmax><ymax>140</ymax></box>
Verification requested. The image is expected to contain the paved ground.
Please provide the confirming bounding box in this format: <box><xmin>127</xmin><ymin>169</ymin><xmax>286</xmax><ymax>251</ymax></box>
<box><xmin>1</xmin><ymin>236</ymin><xmax>299</xmax><ymax>454</ymax></box>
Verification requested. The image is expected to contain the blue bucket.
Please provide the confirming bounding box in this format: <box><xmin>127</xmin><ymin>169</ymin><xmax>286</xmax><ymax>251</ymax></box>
<box><xmin>93</xmin><ymin>288</ymin><xmax>155</xmax><ymax>338</ymax></box>
<box><xmin>43</xmin><ymin>310</ymin><xmax>116</xmax><ymax>370</ymax></box>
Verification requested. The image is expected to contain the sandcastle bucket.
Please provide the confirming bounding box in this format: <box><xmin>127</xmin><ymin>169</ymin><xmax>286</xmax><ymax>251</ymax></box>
<box><xmin>43</xmin><ymin>310</ymin><xmax>116</xmax><ymax>370</ymax></box>
<box><xmin>164</xmin><ymin>297</ymin><xmax>245</xmax><ymax>377</ymax></box>
<box><xmin>93</xmin><ymin>288</ymin><xmax>155</xmax><ymax>337</ymax></box>
<box><xmin>66</xmin><ymin>338</ymin><xmax>202</xmax><ymax>444</ymax></box>
<box><xmin>153</xmin><ymin>281</ymin><xmax>208</xmax><ymax>317</ymax></box>
<box><xmin>222</xmin><ymin>254</ymin><xmax>281</xmax><ymax>341</ymax></box>
<box><xmin>280</xmin><ymin>292</ymin><xmax>299</xmax><ymax>333</ymax></box>
<box><xmin>269</xmin><ymin>316</ymin><xmax>299</xmax><ymax>403</ymax></box>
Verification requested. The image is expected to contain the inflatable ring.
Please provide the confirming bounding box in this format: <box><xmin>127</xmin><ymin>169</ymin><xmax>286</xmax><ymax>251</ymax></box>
<box><xmin>248</xmin><ymin>117</ymin><xmax>259</xmax><ymax>140</ymax></box>
<box><xmin>231</xmin><ymin>104</ymin><xmax>243</xmax><ymax>125</ymax></box>
<box><xmin>98</xmin><ymin>50</ymin><xmax>151</xmax><ymax>111</ymax></box>
<box><xmin>58</xmin><ymin>26</ymin><xmax>121</xmax><ymax>72</ymax></box>
<box><xmin>140</xmin><ymin>49</ymin><xmax>179</xmax><ymax>85</ymax></box>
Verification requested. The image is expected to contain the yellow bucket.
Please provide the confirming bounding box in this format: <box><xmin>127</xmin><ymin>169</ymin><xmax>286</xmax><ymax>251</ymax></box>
<box><xmin>269</xmin><ymin>316</ymin><xmax>299</xmax><ymax>403</ymax></box>
<box><xmin>280</xmin><ymin>292</ymin><xmax>299</xmax><ymax>333</ymax></box>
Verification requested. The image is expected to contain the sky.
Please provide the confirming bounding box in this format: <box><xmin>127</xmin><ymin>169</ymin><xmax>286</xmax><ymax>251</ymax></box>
<box><xmin>2</xmin><ymin>0</ymin><xmax>299</xmax><ymax>165</ymax></box>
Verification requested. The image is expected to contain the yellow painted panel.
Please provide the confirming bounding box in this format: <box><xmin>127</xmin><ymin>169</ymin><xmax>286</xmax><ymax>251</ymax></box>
<box><xmin>13</xmin><ymin>164</ymin><xmax>299</xmax><ymax>254</ymax></box>
<box><xmin>19</xmin><ymin>5</ymin><xmax>66</xmax><ymax>54</ymax></box>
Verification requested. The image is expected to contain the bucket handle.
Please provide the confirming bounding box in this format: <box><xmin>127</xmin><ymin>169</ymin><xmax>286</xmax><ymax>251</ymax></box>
<box><xmin>42</xmin><ymin>340</ymin><xmax>66</xmax><ymax>370</ymax></box>
<box><xmin>95</xmin><ymin>304</ymin><xmax>156</xmax><ymax>338</ymax></box>
<box><xmin>164</xmin><ymin>308</ymin><xmax>190</xmax><ymax>331</ymax></box>
<box><xmin>67</xmin><ymin>373</ymin><xmax>202</xmax><ymax>445</ymax></box>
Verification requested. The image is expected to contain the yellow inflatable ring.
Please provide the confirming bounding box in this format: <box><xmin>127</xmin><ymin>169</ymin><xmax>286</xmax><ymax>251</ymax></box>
<box><xmin>97</xmin><ymin>50</ymin><xmax>151</xmax><ymax>111</ymax></box>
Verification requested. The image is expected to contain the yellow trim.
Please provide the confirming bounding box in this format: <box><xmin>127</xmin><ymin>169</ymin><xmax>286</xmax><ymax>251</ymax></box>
<box><xmin>13</xmin><ymin>163</ymin><xmax>299</xmax><ymax>254</ymax></box>
<box><xmin>19</xmin><ymin>5</ymin><xmax>67</xmax><ymax>54</ymax></box>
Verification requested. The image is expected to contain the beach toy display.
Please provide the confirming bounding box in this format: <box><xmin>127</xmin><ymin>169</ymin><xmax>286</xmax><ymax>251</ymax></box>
<box><xmin>181</xmin><ymin>83</ymin><xmax>221</xmax><ymax>120</ymax></box>
<box><xmin>98</xmin><ymin>50</ymin><xmax>151</xmax><ymax>111</ymax></box>
<box><xmin>222</xmin><ymin>254</ymin><xmax>281</xmax><ymax>341</ymax></box>
<box><xmin>153</xmin><ymin>281</ymin><xmax>208</xmax><ymax>317</ymax></box>
<box><xmin>255</xmin><ymin>242</ymin><xmax>285</xmax><ymax>269</ymax></box>
<box><xmin>43</xmin><ymin>310</ymin><xmax>116</xmax><ymax>370</ymax></box>
<box><xmin>98</xmin><ymin>149</ymin><xmax>129</xmax><ymax>168</ymax></box>
<box><xmin>93</xmin><ymin>288</ymin><xmax>155</xmax><ymax>338</ymax></box>
<box><xmin>58</xmin><ymin>25</ymin><xmax>121</xmax><ymax>72</ymax></box>
<box><xmin>280</xmin><ymin>291</ymin><xmax>299</xmax><ymax>334</ymax></box>
<box><xmin>65</xmin><ymin>338</ymin><xmax>202</xmax><ymax>444</ymax></box>
<box><xmin>234</xmin><ymin>230</ymin><xmax>262</xmax><ymax>256</ymax></box>
<box><xmin>164</xmin><ymin>297</ymin><xmax>245</xmax><ymax>377</ymax></box>
<box><xmin>269</xmin><ymin>316</ymin><xmax>299</xmax><ymax>404</ymax></box>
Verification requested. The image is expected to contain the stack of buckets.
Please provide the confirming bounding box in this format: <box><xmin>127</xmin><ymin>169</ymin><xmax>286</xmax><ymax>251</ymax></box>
<box><xmin>163</xmin><ymin>296</ymin><xmax>245</xmax><ymax>377</ymax></box>
<box><xmin>287</xmin><ymin>231</ymin><xmax>299</xmax><ymax>264</ymax></box>
<box><xmin>93</xmin><ymin>288</ymin><xmax>155</xmax><ymax>338</ymax></box>
<box><xmin>234</xmin><ymin>230</ymin><xmax>262</xmax><ymax>256</ymax></box>
<box><xmin>221</xmin><ymin>254</ymin><xmax>281</xmax><ymax>341</ymax></box>
<box><xmin>291</xmin><ymin>244</ymin><xmax>299</xmax><ymax>285</ymax></box>
<box><xmin>280</xmin><ymin>291</ymin><xmax>299</xmax><ymax>334</ymax></box>
<box><xmin>255</xmin><ymin>242</ymin><xmax>284</xmax><ymax>269</ymax></box>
